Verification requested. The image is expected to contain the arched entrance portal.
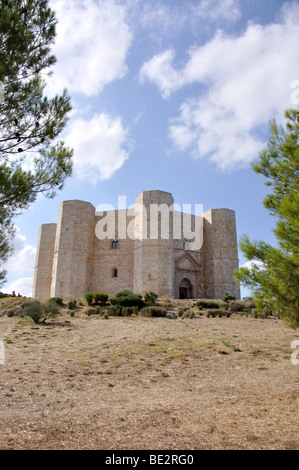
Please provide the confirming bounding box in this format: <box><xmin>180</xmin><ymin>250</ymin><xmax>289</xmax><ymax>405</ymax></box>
<box><xmin>179</xmin><ymin>278</ymin><xmax>193</xmax><ymax>299</ymax></box>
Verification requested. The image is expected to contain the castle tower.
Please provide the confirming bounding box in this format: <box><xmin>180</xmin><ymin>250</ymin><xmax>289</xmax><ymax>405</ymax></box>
<box><xmin>133</xmin><ymin>190</ymin><xmax>174</xmax><ymax>297</ymax></box>
<box><xmin>32</xmin><ymin>223</ymin><xmax>57</xmax><ymax>299</ymax></box>
<box><xmin>50</xmin><ymin>200</ymin><xmax>95</xmax><ymax>298</ymax></box>
<box><xmin>203</xmin><ymin>209</ymin><xmax>240</xmax><ymax>299</ymax></box>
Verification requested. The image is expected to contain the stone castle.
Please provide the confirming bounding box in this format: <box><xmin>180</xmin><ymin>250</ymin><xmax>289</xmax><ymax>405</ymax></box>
<box><xmin>32</xmin><ymin>190</ymin><xmax>240</xmax><ymax>300</ymax></box>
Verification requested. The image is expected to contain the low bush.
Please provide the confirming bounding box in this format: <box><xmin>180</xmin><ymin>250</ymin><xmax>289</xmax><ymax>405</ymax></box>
<box><xmin>110</xmin><ymin>295</ymin><xmax>145</xmax><ymax>310</ymax></box>
<box><xmin>43</xmin><ymin>299</ymin><xmax>60</xmax><ymax>319</ymax></box>
<box><xmin>197</xmin><ymin>299</ymin><xmax>226</xmax><ymax>309</ymax></box>
<box><xmin>229</xmin><ymin>300</ymin><xmax>245</xmax><ymax>312</ymax></box>
<box><xmin>121</xmin><ymin>306</ymin><xmax>133</xmax><ymax>316</ymax></box>
<box><xmin>243</xmin><ymin>300</ymin><xmax>255</xmax><ymax>311</ymax></box>
<box><xmin>67</xmin><ymin>299</ymin><xmax>76</xmax><ymax>310</ymax></box>
<box><xmin>144</xmin><ymin>291</ymin><xmax>158</xmax><ymax>305</ymax></box>
<box><xmin>21</xmin><ymin>299</ymin><xmax>44</xmax><ymax>323</ymax></box>
<box><xmin>95</xmin><ymin>305</ymin><xmax>103</xmax><ymax>314</ymax></box>
<box><xmin>6</xmin><ymin>308</ymin><xmax>17</xmax><ymax>317</ymax></box>
<box><xmin>177</xmin><ymin>307</ymin><xmax>188</xmax><ymax>317</ymax></box>
<box><xmin>51</xmin><ymin>297</ymin><xmax>64</xmax><ymax>306</ymax></box>
<box><xmin>85</xmin><ymin>307</ymin><xmax>97</xmax><ymax>316</ymax></box>
<box><xmin>93</xmin><ymin>292</ymin><xmax>109</xmax><ymax>304</ymax></box>
<box><xmin>85</xmin><ymin>292</ymin><xmax>93</xmax><ymax>306</ymax></box>
<box><xmin>205</xmin><ymin>309</ymin><xmax>218</xmax><ymax>318</ymax></box>
<box><xmin>114</xmin><ymin>289</ymin><xmax>134</xmax><ymax>298</ymax></box>
<box><xmin>221</xmin><ymin>292</ymin><xmax>236</xmax><ymax>302</ymax></box>
<box><xmin>139</xmin><ymin>307</ymin><xmax>150</xmax><ymax>316</ymax></box>
<box><xmin>0</xmin><ymin>292</ymin><xmax>10</xmax><ymax>298</ymax></box>
<box><xmin>108</xmin><ymin>305</ymin><xmax>123</xmax><ymax>316</ymax></box>
<box><xmin>148</xmin><ymin>306</ymin><xmax>167</xmax><ymax>317</ymax></box>
<box><xmin>181</xmin><ymin>309</ymin><xmax>195</xmax><ymax>319</ymax></box>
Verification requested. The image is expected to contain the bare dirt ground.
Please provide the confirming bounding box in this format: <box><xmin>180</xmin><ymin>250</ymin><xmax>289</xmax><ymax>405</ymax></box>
<box><xmin>0</xmin><ymin>299</ymin><xmax>298</xmax><ymax>450</ymax></box>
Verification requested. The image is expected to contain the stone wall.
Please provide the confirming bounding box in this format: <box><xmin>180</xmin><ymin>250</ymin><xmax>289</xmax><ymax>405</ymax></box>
<box><xmin>203</xmin><ymin>209</ymin><xmax>240</xmax><ymax>299</ymax></box>
<box><xmin>92</xmin><ymin>209</ymin><xmax>135</xmax><ymax>297</ymax></box>
<box><xmin>50</xmin><ymin>200</ymin><xmax>95</xmax><ymax>298</ymax></box>
<box><xmin>32</xmin><ymin>223</ymin><xmax>57</xmax><ymax>299</ymax></box>
<box><xmin>133</xmin><ymin>190</ymin><xmax>174</xmax><ymax>297</ymax></box>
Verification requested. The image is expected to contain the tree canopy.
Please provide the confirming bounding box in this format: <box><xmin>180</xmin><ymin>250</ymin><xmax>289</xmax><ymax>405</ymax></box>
<box><xmin>0</xmin><ymin>0</ymin><xmax>73</xmax><ymax>286</ymax></box>
<box><xmin>235</xmin><ymin>108</ymin><xmax>299</xmax><ymax>327</ymax></box>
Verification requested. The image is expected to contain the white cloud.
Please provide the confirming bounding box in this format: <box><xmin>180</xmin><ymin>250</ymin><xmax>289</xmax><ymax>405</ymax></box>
<box><xmin>64</xmin><ymin>113</ymin><xmax>133</xmax><ymax>184</ymax></box>
<box><xmin>192</xmin><ymin>0</ymin><xmax>241</xmax><ymax>23</ymax></box>
<box><xmin>2</xmin><ymin>227</ymin><xmax>36</xmax><ymax>298</ymax></box>
<box><xmin>4</xmin><ymin>227</ymin><xmax>36</xmax><ymax>277</ymax></box>
<box><xmin>48</xmin><ymin>0</ymin><xmax>132</xmax><ymax>96</ymax></box>
<box><xmin>139</xmin><ymin>49</ymin><xmax>185</xmax><ymax>99</ymax></box>
<box><xmin>134</xmin><ymin>0</ymin><xmax>240</xmax><ymax>40</ymax></box>
<box><xmin>140</xmin><ymin>2</ymin><xmax>299</xmax><ymax>169</ymax></box>
<box><xmin>240</xmin><ymin>260</ymin><xmax>265</xmax><ymax>270</ymax></box>
<box><xmin>6</xmin><ymin>277</ymin><xmax>33</xmax><ymax>298</ymax></box>
<box><xmin>137</xmin><ymin>2</ymin><xmax>189</xmax><ymax>36</ymax></box>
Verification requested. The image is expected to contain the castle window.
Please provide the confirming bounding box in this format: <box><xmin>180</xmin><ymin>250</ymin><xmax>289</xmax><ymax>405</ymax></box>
<box><xmin>183</xmin><ymin>239</ymin><xmax>189</xmax><ymax>250</ymax></box>
<box><xmin>111</xmin><ymin>239</ymin><xmax>119</xmax><ymax>249</ymax></box>
<box><xmin>113</xmin><ymin>268</ymin><xmax>118</xmax><ymax>278</ymax></box>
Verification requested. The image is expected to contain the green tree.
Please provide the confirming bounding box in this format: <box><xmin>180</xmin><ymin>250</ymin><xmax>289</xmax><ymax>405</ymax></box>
<box><xmin>235</xmin><ymin>108</ymin><xmax>299</xmax><ymax>327</ymax></box>
<box><xmin>0</xmin><ymin>0</ymin><xmax>73</xmax><ymax>285</ymax></box>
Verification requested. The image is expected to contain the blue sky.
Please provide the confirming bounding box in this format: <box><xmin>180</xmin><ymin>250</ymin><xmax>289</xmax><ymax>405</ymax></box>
<box><xmin>3</xmin><ymin>0</ymin><xmax>299</xmax><ymax>298</ymax></box>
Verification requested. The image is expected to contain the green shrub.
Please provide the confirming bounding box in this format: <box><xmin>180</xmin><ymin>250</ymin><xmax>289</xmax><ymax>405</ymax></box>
<box><xmin>108</xmin><ymin>305</ymin><xmax>123</xmax><ymax>316</ymax></box>
<box><xmin>93</xmin><ymin>292</ymin><xmax>109</xmax><ymax>304</ymax></box>
<box><xmin>229</xmin><ymin>300</ymin><xmax>244</xmax><ymax>312</ymax></box>
<box><xmin>251</xmin><ymin>308</ymin><xmax>257</xmax><ymax>318</ymax></box>
<box><xmin>144</xmin><ymin>291</ymin><xmax>158</xmax><ymax>305</ymax></box>
<box><xmin>243</xmin><ymin>300</ymin><xmax>255</xmax><ymax>310</ymax></box>
<box><xmin>205</xmin><ymin>309</ymin><xmax>221</xmax><ymax>318</ymax></box>
<box><xmin>110</xmin><ymin>295</ymin><xmax>145</xmax><ymax>310</ymax></box>
<box><xmin>221</xmin><ymin>292</ymin><xmax>236</xmax><ymax>302</ymax></box>
<box><xmin>85</xmin><ymin>307</ymin><xmax>97</xmax><ymax>316</ymax></box>
<box><xmin>115</xmin><ymin>288</ymin><xmax>134</xmax><ymax>298</ymax></box>
<box><xmin>67</xmin><ymin>299</ymin><xmax>76</xmax><ymax>310</ymax></box>
<box><xmin>148</xmin><ymin>306</ymin><xmax>167</xmax><ymax>317</ymax></box>
<box><xmin>51</xmin><ymin>297</ymin><xmax>64</xmax><ymax>306</ymax></box>
<box><xmin>139</xmin><ymin>307</ymin><xmax>150</xmax><ymax>316</ymax></box>
<box><xmin>85</xmin><ymin>292</ymin><xmax>93</xmax><ymax>306</ymax></box>
<box><xmin>43</xmin><ymin>299</ymin><xmax>60</xmax><ymax>317</ymax></box>
<box><xmin>182</xmin><ymin>309</ymin><xmax>195</xmax><ymax>319</ymax></box>
<box><xmin>122</xmin><ymin>306</ymin><xmax>133</xmax><ymax>316</ymax></box>
<box><xmin>6</xmin><ymin>308</ymin><xmax>17</xmax><ymax>317</ymax></box>
<box><xmin>21</xmin><ymin>299</ymin><xmax>44</xmax><ymax>323</ymax></box>
<box><xmin>177</xmin><ymin>307</ymin><xmax>188</xmax><ymax>317</ymax></box>
<box><xmin>197</xmin><ymin>299</ymin><xmax>226</xmax><ymax>309</ymax></box>
<box><xmin>0</xmin><ymin>292</ymin><xmax>10</xmax><ymax>298</ymax></box>
<box><xmin>95</xmin><ymin>305</ymin><xmax>102</xmax><ymax>314</ymax></box>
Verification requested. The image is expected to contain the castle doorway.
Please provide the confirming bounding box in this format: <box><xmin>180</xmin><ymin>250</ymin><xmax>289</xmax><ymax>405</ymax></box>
<box><xmin>179</xmin><ymin>278</ymin><xmax>193</xmax><ymax>299</ymax></box>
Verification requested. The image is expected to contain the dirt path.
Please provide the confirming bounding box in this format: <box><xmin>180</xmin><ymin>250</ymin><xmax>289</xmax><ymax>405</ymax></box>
<box><xmin>0</xmin><ymin>311</ymin><xmax>298</xmax><ymax>449</ymax></box>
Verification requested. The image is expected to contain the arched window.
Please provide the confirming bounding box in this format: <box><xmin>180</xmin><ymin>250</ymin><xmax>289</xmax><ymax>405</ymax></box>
<box><xmin>183</xmin><ymin>239</ymin><xmax>189</xmax><ymax>250</ymax></box>
<box><xmin>113</xmin><ymin>268</ymin><xmax>118</xmax><ymax>278</ymax></box>
<box><xmin>112</xmin><ymin>239</ymin><xmax>119</xmax><ymax>249</ymax></box>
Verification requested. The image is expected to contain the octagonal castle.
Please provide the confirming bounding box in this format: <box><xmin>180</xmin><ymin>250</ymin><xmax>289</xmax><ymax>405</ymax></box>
<box><xmin>32</xmin><ymin>190</ymin><xmax>240</xmax><ymax>300</ymax></box>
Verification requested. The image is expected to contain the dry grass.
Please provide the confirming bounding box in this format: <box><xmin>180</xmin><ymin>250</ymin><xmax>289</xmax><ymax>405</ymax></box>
<box><xmin>0</xmin><ymin>298</ymin><xmax>298</xmax><ymax>450</ymax></box>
